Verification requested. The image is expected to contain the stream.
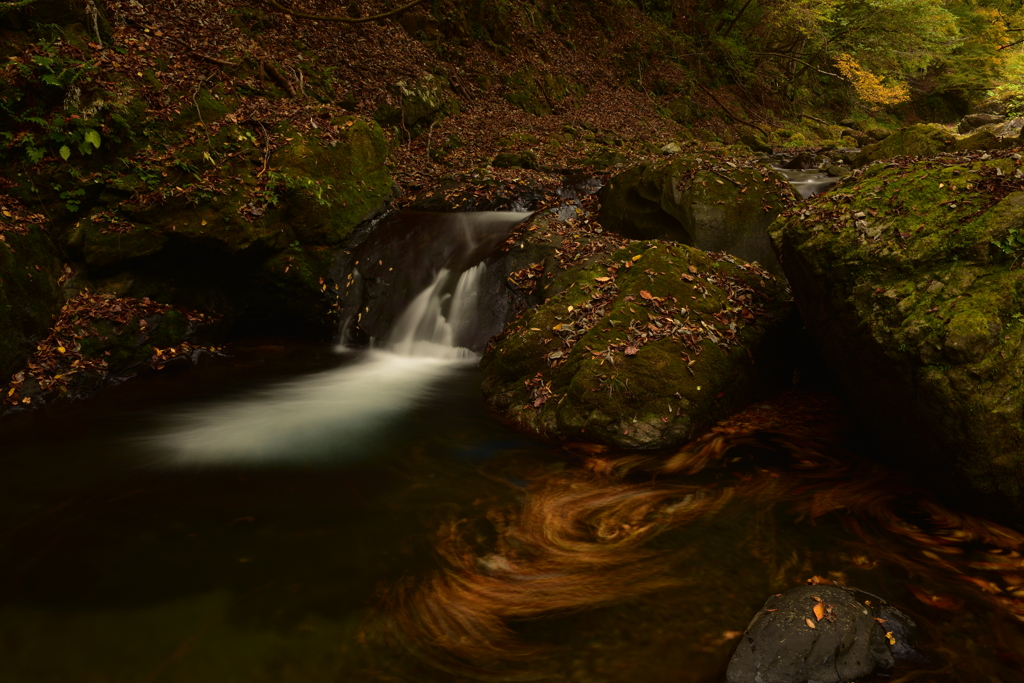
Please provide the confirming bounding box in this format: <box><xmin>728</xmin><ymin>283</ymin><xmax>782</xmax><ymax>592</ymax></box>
<box><xmin>2</xmin><ymin>194</ymin><xmax>1023</xmax><ymax>682</ymax></box>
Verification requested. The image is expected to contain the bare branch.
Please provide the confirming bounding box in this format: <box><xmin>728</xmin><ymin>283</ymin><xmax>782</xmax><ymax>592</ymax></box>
<box><xmin>263</xmin><ymin>0</ymin><xmax>428</xmax><ymax>24</ymax></box>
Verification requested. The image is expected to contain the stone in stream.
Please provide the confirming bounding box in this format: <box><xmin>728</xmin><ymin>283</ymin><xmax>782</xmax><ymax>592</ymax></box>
<box><xmin>725</xmin><ymin>585</ymin><xmax>912</xmax><ymax>683</ymax></box>
<box><xmin>481</xmin><ymin>241</ymin><xmax>794</xmax><ymax>449</ymax></box>
<box><xmin>771</xmin><ymin>154</ymin><xmax>1024</xmax><ymax>522</ymax></box>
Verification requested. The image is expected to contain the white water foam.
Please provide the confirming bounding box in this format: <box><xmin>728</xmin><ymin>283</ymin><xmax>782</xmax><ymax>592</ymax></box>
<box><xmin>151</xmin><ymin>264</ymin><xmax>490</xmax><ymax>465</ymax></box>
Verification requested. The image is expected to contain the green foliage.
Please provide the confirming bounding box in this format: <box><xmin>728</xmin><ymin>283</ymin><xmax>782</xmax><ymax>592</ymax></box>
<box><xmin>0</xmin><ymin>38</ymin><xmax>129</xmax><ymax>166</ymax></box>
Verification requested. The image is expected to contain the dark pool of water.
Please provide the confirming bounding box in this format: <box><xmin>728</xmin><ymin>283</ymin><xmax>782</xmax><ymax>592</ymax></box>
<box><xmin>1</xmin><ymin>341</ymin><xmax>1022</xmax><ymax>682</ymax></box>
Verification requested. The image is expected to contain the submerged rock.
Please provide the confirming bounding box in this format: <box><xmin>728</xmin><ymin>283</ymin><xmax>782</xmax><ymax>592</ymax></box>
<box><xmin>481</xmin><ymin>242</ymin><xmax>792</xmax><ymax>448</ymax></box>
<box><xmin>771</xmin><ymin>154</ymin><xmax>1024</xmax><ymax>520</ymax></box>
<box><xmin>597</xmin><ymin>157</ymin><xmax>793</xmax><ymax>274</ymax></box>
<box><xmin>726</xmin><ymin>585</ymin><xmax>910</xmax><ymax>683</ymax></box>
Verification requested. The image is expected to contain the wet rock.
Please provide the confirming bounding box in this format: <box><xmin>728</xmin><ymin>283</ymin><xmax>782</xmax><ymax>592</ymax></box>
<box><xmin>597</xmin><ymin>157</ymin><xmax>792</xmax><ymax>274</ymax></box>
<box><xmin>825</xmin><ymin>164</ymin><xmax>850</xmax><ymax>178</ymax></box>
<box><xmin>771</xmin><ymin>156</ymin><xmax>1024</xmax><ymax>521</ymax></box>
<box><xmin>481</xmin><ymin>242</ymin><xmax>793</xmax><ymax>448</ymax></box>
<box><xmin>781</xmin><ymin>153</ymin><xmax>818</xmax><ymax>170</ymax></box>
<box><xmin>958</xmin><ymin>113</ymin><xmax>1006</xmax><ymax>134</ymax></box>
<box><xmin>726</xmin><ymin>585</ymin><xmax>907</xmax><ymax>683</ymax></box>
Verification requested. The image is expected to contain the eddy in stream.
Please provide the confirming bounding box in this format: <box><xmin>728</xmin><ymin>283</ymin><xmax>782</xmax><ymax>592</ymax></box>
<box><xmin>375</xmin><ymin>391</ymin><xmax>1024</xmax><ymax>682</ymax></box>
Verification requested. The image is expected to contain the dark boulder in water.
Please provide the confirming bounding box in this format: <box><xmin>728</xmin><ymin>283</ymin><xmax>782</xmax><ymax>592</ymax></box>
<box><xmin>726</xmin><ymin>584</ymin><xmax>913</xmax><ymax>683</ymax></box>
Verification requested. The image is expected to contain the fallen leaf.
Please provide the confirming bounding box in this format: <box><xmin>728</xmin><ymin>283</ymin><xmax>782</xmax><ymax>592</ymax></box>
<box><xmin>813</xmin><ymin>602</ymin><xmax>825</xmax><ymax>621</ymax></box>
<box><xmin>805</xmin><ymin>618</ymin><xmax>816</xmax><ymax>629</ymax></box>
<box><xmin>639</xmin><ymin>290</ymin><xmax>653</xmax><ymax>300</ymax></box>
<box><xmin>595</xmin><ymin>276</ymin><xmax>610</xmax><ymax>282</ymax></box>
<box><xmin>688</xmin><ymin>265</ymin><xmax>698</xmax><ymax>273</ymax></box>
<box><xmin>631</xmin><ymin>254</ymin><xmax>642</xmax><ymax>261</ymax></box>
<box><xmin>625</xmin><ymin>345</ymin><xmax>638</xmax><ymax>355</ymax></box>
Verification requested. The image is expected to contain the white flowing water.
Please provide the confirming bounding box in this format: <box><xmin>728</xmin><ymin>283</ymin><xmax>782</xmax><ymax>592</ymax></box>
<box><xmin>152</xmin><ymin>262</ymin><xmax>496</xmax><ymax>465</ymax></box>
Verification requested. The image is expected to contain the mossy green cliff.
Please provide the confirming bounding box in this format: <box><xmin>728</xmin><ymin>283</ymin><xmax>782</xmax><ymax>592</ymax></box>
<box><xmin>772</xmin><ymin>153</ymin><xmax>1024</xmax><ymax>519</ymax></box>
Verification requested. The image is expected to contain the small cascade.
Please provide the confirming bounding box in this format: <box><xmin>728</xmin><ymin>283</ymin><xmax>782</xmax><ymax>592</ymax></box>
<box><xmin>154</xmin><ymin>210</ymin><xmax>531</xmax><ymax>465</ymax></box>
<box><xmin>388</xmin><ymin>264</ymin><xmax>487</xmax><ymax>359</ymax></box>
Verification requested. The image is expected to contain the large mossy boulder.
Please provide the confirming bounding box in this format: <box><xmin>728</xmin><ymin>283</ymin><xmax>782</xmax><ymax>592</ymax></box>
<box><xmin>48</xmin><ymin>118</ymin><xmax>394</xmax><ymax>332</ymax></box>
<box><xmin>597</xmin><ymin>158</ymin><xmax>793</xmax><ymax>274</ymax></box>
<box><xmin>853</xmin><ymin>124</ymin><xmax>956</xmax><ymax>167</ymax></box>
<box><xmin>771</xmin><ymin>153</ymin><xmax>1024</xmax><ymax>522</ymax></box>
<box><xmin>0</xmin><ymin>205</ymin><xmax>65</xmax><ymax>380</ymax></box>
<box><xmin>481</xmin><ymin>241</ymin><xmax>793</xmax><ymax>448</ymax></box>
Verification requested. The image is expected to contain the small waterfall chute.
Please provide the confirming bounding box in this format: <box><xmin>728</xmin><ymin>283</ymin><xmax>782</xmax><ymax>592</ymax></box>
<box><xmin>152</xmin><ymin>210</ymin><xmax>531</xmax><ymax>465</ymax></box>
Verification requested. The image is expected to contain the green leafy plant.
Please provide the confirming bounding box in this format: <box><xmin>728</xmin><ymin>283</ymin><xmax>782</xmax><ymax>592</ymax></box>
<box><xmin>0</xmin><ymin>38</ymin><xmax>116</xmax><ymax>165</ymax></box>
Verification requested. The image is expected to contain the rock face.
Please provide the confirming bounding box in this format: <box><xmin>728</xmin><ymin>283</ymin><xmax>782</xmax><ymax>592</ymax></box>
<box><xmin>726</xmin><ymin>585</ymin><xmax>901</xmax><ymax>683</ymax></box>
<box><xmin>771</xmin><ymin>155</ymin><xmax>1024</xmax><ymax>520</ymax></box>
<box><xmin>481</xmin><ymin>241</ymin><xmax>792</xmax><ymax>449</ymax></box>
<box><xmin>597</xmin><ymin>158</ymin><xmax>793</xmax><ymax>274</ymax></box>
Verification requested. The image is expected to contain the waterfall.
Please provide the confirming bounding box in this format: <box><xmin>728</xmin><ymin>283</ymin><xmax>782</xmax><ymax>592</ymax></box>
<box><xmin>388</xmin><ymin>264</ymin><xmax>487</xmax><ymax>360</ymax></box>
<box><xmin>151</xmin><ymin>211</ymin><xmax>531</xmax><ymax>466</ymax></box>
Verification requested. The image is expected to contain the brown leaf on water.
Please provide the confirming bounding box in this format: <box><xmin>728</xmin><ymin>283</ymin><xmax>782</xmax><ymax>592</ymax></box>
<box><xmin>639</xmin><ymin>290</ymin><xmax>653</xmax><ymax>300</ymax></box>
<box><xmin>813</xmin><ymin>602</ymin><xmax>825</xmax><ymax>621</ymax></box>
<box><xmin>805</xmin><ymin>618</ymin><xmax>816</xmax><ymax>629</ymax></box>
<box><xmin>906</xmin><ymin>584</ymin><xmax>963</xmax><ymax>610</ymax></box>
<box><xmin>807</xmin><ymin>575</ymin><xmax>834</xmax><ymax>586</ymax></box>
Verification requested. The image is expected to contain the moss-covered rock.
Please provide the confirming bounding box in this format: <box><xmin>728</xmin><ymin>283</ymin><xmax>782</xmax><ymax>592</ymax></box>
<box><xmin>502</xmin><ymin>67</ymin><xmax>583</xmax><ymax>116</ymax></box>
<box><xmin>771</xmin><ymin>153</ymin><xmax>1024</xmax><ymax>521</ymax></box>
<box><xmin>853</xmin><ymin>124</ymin><xmax>956</xmax><ymax>167</ymax></box>
<box><xmin>0</xmin><ymin>218</ymin><xmax>64</xmax><ymax>380</ymax></box>
<box><xmin>374</xmin><ymin>75</ymin><xmax>459</xmax><ymax>135</ymax></box>
<box><xmin>597</xmin><ymin>157</ymin><xmax>793</xmax><ymax>274</ymax></box>
<box><xmin>952</xmin><ymin>129</ymin><xmax>1018</xmax><ymax>153</ymax></box>
<box><xmin>482</xmin><ymin>242</ymin><xmax>793</xmax><ymax>448</ymax></box>
<box><xmin>51</xmin><ymin>117</ymin><xmax>394</xmax><ymax>333</ymax></box>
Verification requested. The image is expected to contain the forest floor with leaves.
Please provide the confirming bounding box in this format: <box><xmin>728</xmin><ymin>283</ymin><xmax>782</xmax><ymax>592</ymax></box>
<box><xmin>92</xmin><ymin>0</ymin><xmax>775</xmax><ymax>197</ymax></box>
